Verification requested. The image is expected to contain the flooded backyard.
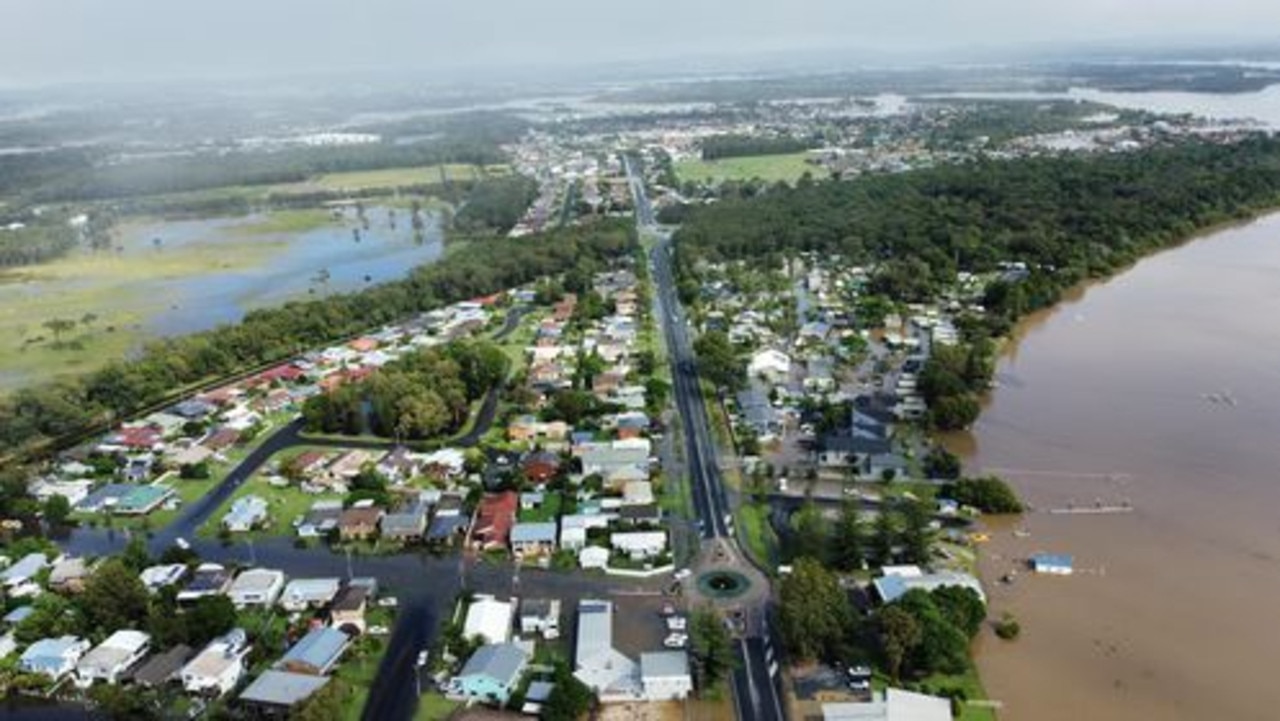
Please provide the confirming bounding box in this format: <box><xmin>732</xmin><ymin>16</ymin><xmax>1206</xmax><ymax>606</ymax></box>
<box><xmin>0</xmin><ymin>205</ymin><xmax>444</xmax><ymax>389</ymax></box>
<box><xmin>950</xmin><ymin>212</ymin><xmax>1280</xmax><ymax>721</ymax></box>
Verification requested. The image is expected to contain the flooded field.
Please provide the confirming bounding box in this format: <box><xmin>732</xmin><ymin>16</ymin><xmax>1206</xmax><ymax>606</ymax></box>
<box><xmin>950</xmin><ymin>212</ymin><xmax>1280</xmax><ymax>721</ymax></box>
<box><xmin>0</xmin><ymin>205</ymin><xmax>444</xmax><ymax>390</ymax></box>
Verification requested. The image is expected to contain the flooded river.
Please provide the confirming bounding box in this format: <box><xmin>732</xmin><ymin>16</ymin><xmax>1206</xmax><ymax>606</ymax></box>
<box><xmin>949</xmin><ymin>212</ymin><xmax>1280</xmax><ymax>720</ymax></box>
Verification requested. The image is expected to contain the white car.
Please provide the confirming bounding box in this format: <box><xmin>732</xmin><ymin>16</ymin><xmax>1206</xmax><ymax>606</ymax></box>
<box><xmin>368</xmin><ymin>625</ymin><xmax>390</xmax><ymax>635</ymax></box>
<box><xmin>664</xmin><ymin>633</ymin><xmax>689</xmax><ymax>649</ymax></box>
<box><xmin>666</xmin><ymin>616</ymin><xmax>688</xmax><ymax>632</ymax></box>
<box><xmin>377</xmin><ymin>596</ymin><xmax>398</xmax><ymax>608</ymax></box>
<box><xmin>673</xmin><ymin>568</ymin><xmax>693</xmax><ymax>581</ymax></box>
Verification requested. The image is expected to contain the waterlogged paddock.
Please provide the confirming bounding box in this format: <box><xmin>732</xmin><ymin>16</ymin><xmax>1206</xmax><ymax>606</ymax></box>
<box><xmin>0</xmin><ymin>205</ymin><xmax>444</xmax><ymax>391</ymax></box>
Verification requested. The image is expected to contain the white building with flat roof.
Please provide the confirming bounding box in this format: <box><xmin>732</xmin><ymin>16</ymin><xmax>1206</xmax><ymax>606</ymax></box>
<box><xmin>463</xmin><ymin>596</ymin><xmax>514</xmax><ymax>645</ymax></box>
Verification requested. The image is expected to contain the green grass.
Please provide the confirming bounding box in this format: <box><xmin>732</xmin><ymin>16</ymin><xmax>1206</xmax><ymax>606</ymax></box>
<box><xmin>922</xmin><ymin>665</ymin><xmax>998</xmax><ymax>721</ymax></box>
<box><xmin>230</xmin><ymin>208</ymin><xmax>335</xmax><ymax>235</ymax></box>
<box><xmin>674</xmin><ymin>152</ymin><xmax>828</xmax><ymax>184</ymax></box>
<box><xmin>414</xmin><ymin>693</ymin><xmax>461</xmax><ymax>720</ymax></box>
<box><xmin>338</xmin><ymin>636</ymin><xmax>391</xmax><ymax>721</ymax></box>
<box><xmin>197</xmin><ymin>464</ymin><xmax>340</xmax><ymax>539</ymax></box>
<box><xmin>517</xmin><ymin>492</ymin><xmax>562</xmax><ymax>523</ymax></box>
<box><xmin>311</xmin><ymin>165</ymin><xmax>477</xmax><ymax>192</ymax></box>
<box><xmin>735</xmin><ymin>502</ymin><xmax>778</xmax><ymax>569</ymax></box>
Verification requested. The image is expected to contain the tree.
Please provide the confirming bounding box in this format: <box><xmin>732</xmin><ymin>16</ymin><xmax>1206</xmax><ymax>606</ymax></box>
<box><xmin>898</xmin><ymin>501</ymin><xmax>933</xmax><ymax>566</ymax></box>
<box><xmin>831</xmin><ymin>500</ymin><xmax>866</xmax><ymax>572</ymax></box>
<box><xmin>778</xmin><ymin>558</ymin><xmax>853</xmax><ymax>663</ymax></box>
<box><xmin>932</xmin><ymin>586</ymin><xmax>987</xmax><ymax>640</ymax></box>
<box><xmin>892</xmin><ymin>590</ymin><xmax>970</xmax><ymax>677</ymax></box>
<box><xmin>542</xmin><ymin>661</ymin><xmax>594</xmax><ymax>721</ymax></box>
<box><xmin>923</xmin><ymin>447</ymin><xmax>962</xmax><ymax>480</ymax></box>
<box><xmin>942</xmin><ymin>476</ymin><xmax>1023</xmax><ymax>514</ymax></box>
<box><xmin>928</xmin><ymin>395</ymin><xmax>981</xmax><ymax>431</ymax></box>
<box><xmin>15</xmin><ymin>593</ymin><xmax>81</xmax><ymax>644</ymax></box>
<box><xmin>88</xmin><ymin>683</ymin><xmax>158</xmax><ymax>719</ymax></box>
<box><xmin>42</xmin><ymin>494</ymin><xmax>72</xmax><ymax>526</ymax></box>
<box><xmin>692</xmin><ymin>330</ymin><xmax>745</xmax><ymax>391</ymax></box>
<box><xmin>689</xmin><ymin>606</ymin><xmax>736</xmax><ymax>689</ymax></box>
<box><xmin>291</xmin><ymin>676</ymin><xmax>349</xmax><ymax>721</ymax></box>
<box><xmin>185</xmin><ymin>595</ymin><xmax>237</xmax><ymax>647</ymax></box>
<box><xmin>80</xmin><ymin>558</ymin><xmax>150</xmax><ymax>633</ymax></box>
<box><xmin>789</xmin><ymin>500</ymin><xmax>828</xmax><ymax>563</ymax></box>
<box><xmin>877</xmin><ymin>605</ymin><xmax>922</xmax><ymax>682</ymax></box>
<box><xmin>869</xmin><ymin>510</ymin><xmax>897</xmax><ymax>567</ymax></box>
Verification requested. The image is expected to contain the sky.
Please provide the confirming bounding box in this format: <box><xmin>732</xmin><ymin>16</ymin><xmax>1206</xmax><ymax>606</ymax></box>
<box><xmin>3</xmin><ymin>0</ymin><xmax>1279</xmax><ymax>87</ymax></box>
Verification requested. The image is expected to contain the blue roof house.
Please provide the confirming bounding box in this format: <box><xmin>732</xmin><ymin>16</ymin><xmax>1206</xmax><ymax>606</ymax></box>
<box><xmin>276</xmin><ymin>627</ymin><xmax>350</xmax><ymax>676</ymax></box>
<box><xmin>20</xmin><ymin>636</ymin><xmax>91</xmax><ymax>680</ymax></box>
<box><xmin>447</xmin><ymin>643</ymin><xmax>528</xmax><ymax>705</ymax></box>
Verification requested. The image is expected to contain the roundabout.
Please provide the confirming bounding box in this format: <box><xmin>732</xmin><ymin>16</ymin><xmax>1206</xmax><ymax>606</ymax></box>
<box><xmin>696</xmin><ymin>569</ymin><xmax>752</xmax><ymax>600</ymax></box>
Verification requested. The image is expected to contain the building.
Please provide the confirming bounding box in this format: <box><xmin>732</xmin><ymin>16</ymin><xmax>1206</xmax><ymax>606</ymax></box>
<box><xmin>177</xmin><ymin>563</ymin><xmax>233</xmax><ymax>603</ymax></box>
<box><xmin>280</xmin><ymin>578</ymin><xmax>342</xmax><ymax>612</ymax></box>
<box><xmin>463</xmin><ymin>596</ymin><xmax>514</xmax><ymax>645</ymax></box>
<box><xmin>577</xmin><ymin>439</ymin><xmax>651</xmax><ymax>484</ymax></box>
<box><xmin>1</xmin><ymin>553</ymin><xmax>49</xmax><ymax>588</ymax></box>
<box><xmin>48</xmin><ymin>556</ymin><xmax>92</xmax><ymax>593</ymax></box>
<box><xmin>573</xmin><ymin>600</ymin><xmax>638</xmax><ymax>698</ymax></box>
<box><xmin>610</xmin><ymin>531</ymin><xmax>667</xmax><ymax>560</ymax></box>
<box><xmin>239</xmin><ymin>670</ymin><xmax>331</xmax><ymax>714</ymax></box>
<box><xmin>872</xmin><ymin>566</ymin><xmax>985</xmax><ymax>605</ymax></box>
<box><xmin>223</xmin><ymin>495</ymin><xmax>269</xmax><ymax>532</ymax></box>
<box><xmin>578</xmin><ymin>546</ymin><xmax>610</xmax><ymax>570</ymax></box>
<box><xmin>639</xmin><ymin>651</ymin><xmax>693</xmax><ymax>701</ymax></box>
<box><xmin>1029</xmin><ymin>553</ymin><xmax>1074</xmax><ymax>575</ymax></box>
<box><xmin>518</xmin><ymin>598</ymin><xmax>561</xmax><ymax>639</ymax></box>
<box><xmin>339</xmin><ymin>506</ymin><xmax>385</xmax><ymax>541</ymax></box>
<box><xmin>19</xmin><ymin>636</ymin><xmax>90</xmax><ymax>680</ymax></box>
<box><xmin>226</xmin><ymin>568</ymin><xmax>287</xmax><ymax>608</ymax></box>
<box><xmin>822</xmin><ymin>688</ymin><xmax>952</xmax><ymax>721</ymax></box>
<box><xmin>128</xmin><ymin>644</ymin><xmax>192</xmax><ymax>688</ymax></box>
<box><xmin>748</xmin><ymin>348</ymin><xmax>792</xmax><ymax>383</ymax></box>
<box><xmin>75</xmin><ymin>630</ymin><xmax>150</xmax><ymax>687</ymax></box>
<box><xmin>380</xmin><ymin>500</ymin><xmax>430</xmax><ymax>542</ymax></box>
<box><xmin>329</xmin><ymin>585</ymin><xmax>368</xmax><ymax>635</ymax></box>
<box><xmin>277</xmin><ymin>627</ymin><xmax>350</xmax><ymax>676</ymax></box>
<box><xmin>471</xmin><ymin>492</ymin><xmax>517</xmax><ymax>550</ymax></box>
<box><xmin>447</xmin><ymin>643</ymin><xmax>529</xmax><ymax>705</ymax></box>
<box><xmin>510</xmin><ymin>522</ymin><xmax>558</xmax><ymax>557</ymax></box>
<box><xmin>182</xmin><ymin>629</ymin><xmax>250</xmax><ymax>696</ymax></box>
<box><xmin>140</xmin><ymin>563</ymin><xmax>188</xmax><ymax>593</ymax></box>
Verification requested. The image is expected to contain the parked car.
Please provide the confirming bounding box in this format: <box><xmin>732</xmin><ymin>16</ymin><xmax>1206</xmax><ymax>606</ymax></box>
<box><xmin>673</xmin><ymin>568</ymin><xmax>693</xmax><ymax>581</ymax></box>
<box><xmin>663</xmin><ymin>633</ymin><xmax>688</xmax><ymax>649</ymax></box>
<box><xmin>666</xmin><ymin>616</ymin><xmax>687</xmax><ymax>632</ymax></box>
<box><xmin>660</xmin><ymin>601</ymin><xmax>677</xmax><ymax>616</ymax></box>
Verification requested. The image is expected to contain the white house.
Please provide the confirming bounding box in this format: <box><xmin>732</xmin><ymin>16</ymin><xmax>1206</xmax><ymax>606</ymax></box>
<box><xmin>823</xmin><ymin>688</ymin><xmax>952</xmax><ymax>721</ymax></box>
<box><xmin>518</xmin><ymin>598</ymin><xmax>561</xmax><ymax>640</ymax></box>
<box><xmin>748</xmin><ymin>348</ymin><xmax>792</xmax><ymax>383</ymax></box>
<box><xmin>226</xmin><ymin>568</ymin><xmax>287</xmax><ymax>608</ymax></box>
<box><xmin>578</xmin><ymin>546</ymin><xmax>609</xmax><ymax>570</ymax></box>
<box><xmin>140</xmin><ymin>564</ymin><xmax>189</xmax><ymax>593</ymax></box>
<box><xmin>610</xmin><ymin>531</ymin><xmax>667</xmax><ymax>560</ymax></box>
<box><xmin>76</xmin><ymin>630</ymin><xmax>150</xmax><ymax>687</ymax></box>
<box><xmin>1029</xmin><ymin>553</ymin><xmax>1074</xmax><ymax>575</ymax></box>
<box><xmin>574</xmin><ymin>600</ymin><xmax>638</xmax><ymax>699</ymax></box>
<box><xmin>279</xmin><ymin>578</ymin><xmax>342</xmax><ymax>611</ymax></box>
<box><xmin>872</xmin><ymin>566</ymin><xmax>985</xmax><ymax>605</ymax></box>
<box><xmin>639</xmin><ymin>651</ymin><xmax>693</xmax><ymax>701</ymax></box>
<box><xmin>181</xmin><ymin>629</ymin><xmax>250</xmax><ymax>697</ymax></box>
<box><xmin>463</xmin><ymin>596</ymin><xmax>514</xmax><ymax>645</ymax></box>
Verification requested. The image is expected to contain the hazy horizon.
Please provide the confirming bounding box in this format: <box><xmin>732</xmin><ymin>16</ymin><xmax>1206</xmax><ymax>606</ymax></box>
<box><xmin>4</xmin><ymin>0</ymin><xmax>1280</xmax><ymax>90</ymax></box>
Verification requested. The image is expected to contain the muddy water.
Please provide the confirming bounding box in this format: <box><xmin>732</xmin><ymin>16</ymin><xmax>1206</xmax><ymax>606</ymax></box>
<box><xmin>947</xmin><ymin>212</ymin><xmax>1280</xmax><ymax>721</ymax></box>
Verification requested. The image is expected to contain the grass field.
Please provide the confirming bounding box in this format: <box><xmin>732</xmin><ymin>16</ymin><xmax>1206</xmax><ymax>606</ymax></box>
<box><xmin>310</xmin><ymin>164</ymin><xmax>480</xmax><ymax>191</ymax></box>
<box><xmin>197</xmin><ymin>457</ymin><xmax>342</xmax><ymax>539</ymax></box>
<box><xmin>414</xmin><ymin>693</ymin><xmax>461</xmax><ymax>721</ymax></box>
<box><xmin>675</xmin><ymin>152</ymin><xmax>827</xmax><ymax>184</ymax></box>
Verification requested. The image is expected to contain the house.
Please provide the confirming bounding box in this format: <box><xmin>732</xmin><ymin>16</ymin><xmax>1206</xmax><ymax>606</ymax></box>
<box><xmin>223</xmin><ymin>495</ymin><xmax>269</xmax><ymax>533</ymax></box>
<box><xmin>128</xmin><ymin>644</ymin><xmax>192</xmax><ymax>688</ymax></box>
<box><xmin>226</xmin><ymin>568</ymin><xmax>287</xmax><ymax>609</ymax></box>
<box><xmin>182</xmin><ymin>629</ymin><xmax>250</xmax><ymax>696</ymax></box>
<box><xmin>639</xmin><ymin>651</ymin><xmax>692</xmax><ymax>701</ymax></box>
<box><xmin>622</xmin><ymin>480</ymin><xmax>655</xmax><ymax>507</ymax></box>
<box><xmin>471</xmin><ymin>492</ymin><xmax>517</xmax><ymax>550</ymax></box>
<box><xmin>75</xmin><ymin>630</ymin><xmax>150</xmax><ymax>687</ymax></box>
<box><xmin>426</xmin><ymin>515</ymin><xmax>468</xmax><ymax>545</ymax></box>
<box><xmin>329</xmin><ymin>585</ymin><xmax>368</xmax><ymax>635</ymax></box>
<box><xmin>610</xmin><ymin>531</ymin><xmax>667</xmax><ymax>561</ymax></box>
<box><xmin>297</xmin><ymin>500</ymin><xmax>344</xmax><ymax>538</ymax></box>
<box><xmin>338</xmin><ymin>506</ymin><xmax>384</xmax><ymax>541</ymax></box>
<box><xmin>559</xmin><ymin>513</ymin><xmax>611</xmax><ymax>551</ymax></box>
<box><xmin>280</xmin><ymin>578</ymin><xmax>342</xmax><ymax>612</ymax></box>
<box><xmin>177</xmin><ymin>563</ymin><xmax>232</xmax><ymax>603</ymax></box>
<box><xmin>519</xmin><ymin>492</ymin><xmax>545</xmax><ymax>511</ymax></box>
<box><xmin>510</xmin><ymin>522</ymin><xmax>558</xmax><ymax>557</ymax></box>
<box><xmin>0</xmin><ymin>632</ymin><xmax>16</xmax><ymax>661</ymax></box>
<box><xmin>872</xmin><ymin>566</ymin><xmax>985</xmax><ymax>605</ymax></box>
<box><xmin>376</xmin><ymin>447</ymin><xmax>420</xmax><ymax>483</ymax></box>
<box><xmin>618</xmin><ymin>504</ymin><xmax>661</xmax><ymax>527</ymax></box>
<box><xmin>518</xmin><ymin>599</ymin><xmax>561</xmax><ymax>640</ymax></box>
<box><xmin>1030</xmin><ymin>553</ymin><xmax>1074</xmax><ymax>575</ymax></box>
<box><xmin>577</xmin><ymin>439</ymin><xmax>651</xmax><ymax>485</ymax></box>
<box><xmin>748</xmin><ymin>348</ymin><xmax>792</xmax><ymax>383</ymax></box>
<box><xmin>822</xmin><ymin>688</ymin><xmax>952</xmax><ymax>721</ymax></box>
<box><xmin>447</xmin><ymin>643</ymin><xmax>529</xmax><ymax>705</ymax></box>
<box><xmin>380</xmin><ymin>499</ymin><xmax>430</xmax><ymax>542</ymax></box>
<box><xmin>277</xmin><ymin>627</ymin><xmax>350</xmax><ymax>676</ymax></box>
<box><xmin>463</xmin><ymin>596</ymin><xmax>514</xmax><ymax>645</ymax></box>
<box><xmin>19</xmin><ymin>636</ymin><xmax>90</xmax><ymax>680</ymax></box>
<box><xmin>578</xmin><ymin>546</ymin><xmax>610</xmax><ymax>570</ymax></box>
<box><xmin>48</xmin><ymin>556</ymin><xmax>91</xmax><ymax>593</ymax></box>
<box><xmin>573</xmin><ymin>600</ymin><xmax>638</xmax><ymax>698</ymax></box>
<box><xmin>239</xmin><ymin>670</ymin><xmax>331</xmax><ymax>713</ymax></box>
<box><xmin>521</xmin><ymin>452</ymin><xmax>561</xmax><ymax>484</ymax></box>
<box><xmin>140</xmin><ymin>564</ymin><xmax>188</xmax><ymax>594</ymax></box>
<box><xmin>1</xmin><ymin>553</ymin><xmax>49</xmax><ymax>589</ymax></box>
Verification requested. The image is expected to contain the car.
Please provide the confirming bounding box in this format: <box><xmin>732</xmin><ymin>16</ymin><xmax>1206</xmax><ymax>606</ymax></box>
<box><xmin>174</xmin><ymin>537</ymin><xmax>190</xmax><ymax>550</ymax></box>
<box><xmin>673</xmin><ymin>568</ymin><xmax>692</xmax><ymax>581</ymax></box>
<box><xmin>660</xmin><ymin>601</ymin><xmax>677</xmax><ymax>616</ymax></box>
<box><xmin>663</xmin><ymin>633</ymin><xmax>688</xmax><ymax>648</ymax></box>
<box><xmin>368</xmin><ymin>625</ymin><xmax>389</xmax><ymax>635</ymax></box>
<box><xmin>666</xmin><ymin>616</ymin><xmax>687</xmax><ymax>631</ymax></box>
<box><xmin>416</xmin><ymin>650</ymin><xmax>430</xmax><ymax>667</ymax></box>
<box><xmin>377</xmin><ymin>596</ymin><xmax>398</xmax><ymax>608</ymax></box>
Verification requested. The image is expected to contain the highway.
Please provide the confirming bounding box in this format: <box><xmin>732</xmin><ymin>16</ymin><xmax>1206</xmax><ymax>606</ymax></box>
<box><xmin>626</xmin><ymin>156</ymin><xmax>786</xmax><ymax>721</ymax></box>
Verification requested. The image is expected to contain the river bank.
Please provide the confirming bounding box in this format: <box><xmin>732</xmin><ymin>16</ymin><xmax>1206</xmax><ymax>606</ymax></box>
<box><xmin>950</xmin><ymin>210</ymin><xmax>1280</xmax><ymax>720</ymax></box>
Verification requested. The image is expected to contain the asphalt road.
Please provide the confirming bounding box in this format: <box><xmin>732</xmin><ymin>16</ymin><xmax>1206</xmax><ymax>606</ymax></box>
<box><xmin>626</xmin><ymin>159</ymin><xmax>788</xmax><ymax>721</ymax></box>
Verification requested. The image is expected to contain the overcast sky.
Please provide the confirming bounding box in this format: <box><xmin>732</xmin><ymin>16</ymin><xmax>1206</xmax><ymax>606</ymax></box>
<box><xmin>2</xmin><ymin>0</ymin><xmax>1278</xmax><ymax>87</ymax></box>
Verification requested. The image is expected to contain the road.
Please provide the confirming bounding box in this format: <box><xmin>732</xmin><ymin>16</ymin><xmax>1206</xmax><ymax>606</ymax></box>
<box><xmin>625</xmin><ymin>156</ymin><xmax>786</xmax><ymax>721</ymax></box>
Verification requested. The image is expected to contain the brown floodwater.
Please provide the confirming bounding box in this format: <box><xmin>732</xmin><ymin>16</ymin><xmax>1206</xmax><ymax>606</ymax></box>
<box><xmin>947</xmin><ymin>212</ymin><xmax>1280</xmax><ymax>721</ymax></box>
